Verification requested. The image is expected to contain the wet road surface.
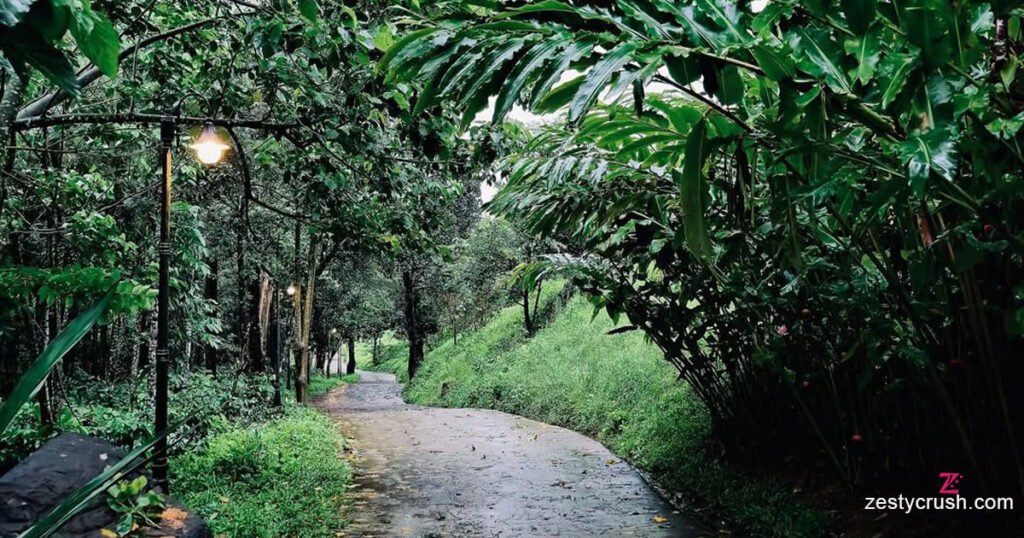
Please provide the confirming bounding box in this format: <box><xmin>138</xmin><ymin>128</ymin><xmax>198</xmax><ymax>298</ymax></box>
<box><xmin>316</xmin><ymin>370</ymin><xmax>705</xmax><ymax>537</ymax></box>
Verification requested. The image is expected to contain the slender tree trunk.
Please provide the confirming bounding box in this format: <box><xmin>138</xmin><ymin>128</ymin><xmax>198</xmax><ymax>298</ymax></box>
<box><xmin>346</xmin><ymin>335</ymin><xmax>356</xmax><ymax>375</ymax></box>
<box><xmin>292</xmin><ymin>282</ymin><xmax>306</xmax><ymax>402</ymax></box>
<box><xmin>236</xmin><ymin>195</ymin><xmax>248</xmax><ymax>370</ymax></box>
<box><xmin>522</xmin><ymin>288</ymin><xmax>534</xmax><ymax>335</ymax></box>
<box><xmin>293</xmin><ymin>234</ymin><xmax>319</xmax><ymax>403</ymax></box>
<box><xmin>135</xmin><ymin>312</ymin><xmax>150</xmax><ymax>377</ymax></box>
<box><xmin>269</xmin><ymin>289</ymin><xmax>282</xmax><ymax>407</ymax></box>
<box><xmin>402</xmin><ymin>267</ymin><xmax>425</xmax><ymax>379</ymax></box>
<box><xmin>248</xmin><ymin>278</ymin><xmax>263</xmax><ymax>372</ymax></box>
<box><xmin>204</xmin><ymin>260</ymin><xmax>219</xmax><ymax>374</ymax></box>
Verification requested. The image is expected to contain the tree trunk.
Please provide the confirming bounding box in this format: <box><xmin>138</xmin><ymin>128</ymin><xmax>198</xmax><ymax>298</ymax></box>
<box><xmin>236</xmin><ymin>195</ymin><xmax>248</xmax><ymax>370</ymax></box>
<box><xmin>204</xmin><ymin>260</ymin><xmax>219</xmax><ymax>374</ymax></box>
<box><xmin>346</xmin><ymin>335</ymin><xmax>356</xmax><ymax>375</ymax></box>
<box><xmin>293</xmin><ymin>234</ymin><xmax>319</xmax><ymax>403</ymax></box>
<box><xmin>403</xmin><ymin>268</ymin><xmax>425</xmax><ymax>379</ymax></box>
<box><xmin>248</xmin><ymin>278</ymin><xmax>263</xmax><ymax>372</ymax></box>
<box><xmin>522</xmin><ymin>288</ymin><xmax>534</xmax><ymax>335</ymax></box>
<box><xmin>269</xmin><ymin>288</ymin><xmax>282</xmax><ymax>407</ymax></box>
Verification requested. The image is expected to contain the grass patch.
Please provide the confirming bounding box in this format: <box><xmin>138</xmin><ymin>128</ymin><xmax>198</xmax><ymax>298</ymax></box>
<box><xmin>365</xmin><ymin>332</ymin><xmax>410</xmax><ymax>382</ymax></box>
<box><xmin>309</xmin><ymin>374</ymin><xmax>359</xmax><ymax>396</ymax></box>
<box><xmin>404</xmin><ymin>295</ymin><xmax>828</xmax><ymax>537</ymax></box>
<box><xmin>369</xmin><ymin>282</ymin><xmax>567</xmax><ymax>384</ymax></box>
<box><xmin>171</xmin><ymin>406</ymin><xmax>351</xmax><ymax>538</ymax></box>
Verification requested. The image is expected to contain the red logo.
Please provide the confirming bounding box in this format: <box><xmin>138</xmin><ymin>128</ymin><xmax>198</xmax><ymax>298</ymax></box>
<box><xmin>938</xmin><ymin>472</ymin><xmax>962</xmax><ymax>495</ymax></box>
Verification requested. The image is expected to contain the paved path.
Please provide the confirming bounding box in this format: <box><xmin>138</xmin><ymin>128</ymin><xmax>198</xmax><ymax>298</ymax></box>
<box><xmin>316</xmin><ymin>370</ymin><xmax>705</xmax><ymax>537</ymax></box>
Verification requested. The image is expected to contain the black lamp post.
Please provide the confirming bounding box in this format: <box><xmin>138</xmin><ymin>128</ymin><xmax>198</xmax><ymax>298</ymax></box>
<box><xmin>153</xmin><ymin>117</ymin><xmax>230</xmax><ymax>492</ymax></box>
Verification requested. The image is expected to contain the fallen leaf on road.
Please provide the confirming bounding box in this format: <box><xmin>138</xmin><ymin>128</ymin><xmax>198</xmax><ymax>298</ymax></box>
<box><xmin>161</xmin><ymin>507</ymin><xmax>188</xmax><ymax>529</ymax></box>
<box><xmin>606</xmin><ymin>459</ymin><xmax>618</xmax><ymax>464</ymax></box>
<box><xmin>653</xmin><ymin>515</ymin><xmax>669</xmax><ymax>524</ymax></box>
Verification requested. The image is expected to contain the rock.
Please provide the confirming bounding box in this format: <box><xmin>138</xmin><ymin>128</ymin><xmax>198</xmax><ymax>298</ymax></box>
<box><xmin>0</xmin><ymin>433</ymin><xmax>209</xmax><ymax>538</ymax></box>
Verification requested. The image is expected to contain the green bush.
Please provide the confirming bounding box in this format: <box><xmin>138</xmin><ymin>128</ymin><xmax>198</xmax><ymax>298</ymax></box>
<box><xmin>405</xmin><ymin>296</ymin><xmax>828</xmax><ymax>537</ymax></box>
<box><xmin>171</xmin><ymin>406</ymin><xmax>351</xmax><ymax>538</ymax></box>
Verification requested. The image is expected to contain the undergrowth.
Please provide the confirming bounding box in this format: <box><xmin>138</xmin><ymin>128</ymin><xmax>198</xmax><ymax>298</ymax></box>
<box><xmin>171</xmin><ymin>406</ymin><xmax>350</xmax><ymax>537</ymax></box>
<box><xmin>402</xmin><ymin>294</ymin><xmax>828</xmax><ymax>537</ymax></box>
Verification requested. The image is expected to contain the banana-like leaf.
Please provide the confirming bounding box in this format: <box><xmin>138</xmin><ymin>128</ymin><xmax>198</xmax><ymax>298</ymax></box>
<box><xmin>568</xmin><ymin>42</ymin><xmax>637</xmax><ymax>123</ymax></box>
<box><xmin>0</xmin><ymin>287</ymin><xmax>115</xmax><ymax>438</ymax></box>
<box><xmin>493</xmin><ymin>34</ymin><xmax>568</xmax><ymax>123</ymax></box>
<box><xmin>677</xmin><ymin>118</ymin><xmax>712</xmax><ymax>259</ymax></box>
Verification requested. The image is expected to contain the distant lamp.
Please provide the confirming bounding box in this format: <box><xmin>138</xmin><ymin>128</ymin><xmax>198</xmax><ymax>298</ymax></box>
<box><xmin>286</xmin><ymin>284</ymin><xmax>297</xmax><ymax>297</ymax></box>
<box><xmin>189</xmin><ymin>123</ymin><xmax>230</xmax><ymax>165</ymax></box>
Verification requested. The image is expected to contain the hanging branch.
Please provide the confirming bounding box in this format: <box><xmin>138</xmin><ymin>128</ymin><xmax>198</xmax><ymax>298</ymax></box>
<box><xmin>17</xmin><ymin>17</ymin><xmax>233</xmax><ymax>120</ymax></box>
<box><xmin>13</xmin><ymin>113</ymin><xmax>298</xmax><ymax>132</ymax></box>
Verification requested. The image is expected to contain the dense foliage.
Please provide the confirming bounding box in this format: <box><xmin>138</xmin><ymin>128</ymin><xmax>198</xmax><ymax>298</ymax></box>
<box><xmin>382</xmin><ymin>0</ymin><xmax>1024</xmax><ymax>522</ymax></box>
<box><xmin>4</xmin><ymin>0</ymin><xmax>1023</xmax><ymax>534</ymax></box>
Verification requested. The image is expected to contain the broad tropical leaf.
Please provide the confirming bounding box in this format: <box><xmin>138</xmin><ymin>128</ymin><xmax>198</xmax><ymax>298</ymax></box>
<box><xmin>0</xmin><ymin>287</ymin><xmax>115</xmax><ymax>437</ymax></box>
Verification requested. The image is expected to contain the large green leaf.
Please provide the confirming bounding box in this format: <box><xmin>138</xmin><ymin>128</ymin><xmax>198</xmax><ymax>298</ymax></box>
<box><xmin>377</xmin><ymin>27</ymin><xmax>441</xmax><ymax>75</ymax></box>
<box><xmin>900</xmin><ymin>127</ymin><xmax>956</xmax><ymax>196</ymax></box>
<box><xmin>528</xmin><ymin>38</ymin><xmax>595</xmax><ymax>108</ymax></box>
<box><xmin>298</xmin><ymin>0</ymin><xmax>318</xmax><ymax>22</ymax></box>
<box><xmin>568</xmin><ymin>42</ymin><xmax>637</xmax><ymax>123</ymax></box>
<box><xmin>411</xmin><ymin>35</ymin><xmax>473</xmax><ymax>115</ymax></box>
<box><xmin>69</xmin><ymin>11</ymin><xmax>119</xmax><ymax>77</ymax></box>
<box><xmin>493</xmin><ymin>35</ymin><xmax>568</xmax><ymax>123</ymax></box>
<box><xmin>0</xmin><ymin>287</ymin><xmax>114</xmax><ymax>437</ymax></box>
<box><xmin>845</xmin><ymin>32</ymin><xmax>880</xmax><ymax>84</ymax></box>
<box><xmin>751</xmin><ymin>45</ymin><xmax>795</xmax><ymax>81</ymax></box>
<box><xmin>537</xmin><ymin>75</ymin><xmax>584</xmax><ymax>113</ymax></box>
<box><xmin>458</xmin><ymin>37</ymin><xmax>529</xmax><ymax>129</ymax></box>
<box><xmin>676</xmin><ymin>118</ymin><xmax>712</xmax><ymax>259</ymax></box>
<box><xmin>794</xmin><ymin>29</ymin><xmax>852</xmax><ymax>94</ymax></box>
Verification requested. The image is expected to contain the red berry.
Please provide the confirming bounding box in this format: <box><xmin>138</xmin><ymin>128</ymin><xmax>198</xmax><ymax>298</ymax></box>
<box><xmin>800</xmin><ymin>308</ymin><xmax>812</xmax><ymax>319</ymax></box>
<box><xmin>851</xmin><ymin>434</ymin><xmax>864</xmax><ymax>443</ymax></box>
<box><xmin>983</xmin><ymin>224</ymin><xmax>995</xmax><ymax>235</ymax></box>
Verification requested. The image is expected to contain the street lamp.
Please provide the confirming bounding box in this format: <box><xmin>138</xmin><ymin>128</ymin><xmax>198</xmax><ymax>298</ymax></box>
<box><xmin>154</xmin><ymin>117</ymin><xmax>230</xmax><ymax>492</ymax></box>
<box><xmin>190</xmin><ymin>123</ymin><xmax>231</xmax><ymax>165</ymax></box>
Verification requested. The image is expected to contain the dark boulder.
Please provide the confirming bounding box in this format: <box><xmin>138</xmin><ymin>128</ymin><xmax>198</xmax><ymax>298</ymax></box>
<box><xmin>0</xmin><ymin>432</ymin><xmax>208</xmax><ymax>538</ymax></box>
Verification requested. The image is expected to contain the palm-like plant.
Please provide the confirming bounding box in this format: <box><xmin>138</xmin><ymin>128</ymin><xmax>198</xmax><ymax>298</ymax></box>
<box><xmin>383</xmin><ymin>0</ymin><xmax>1024</xmax><ymax>503</ymax></box>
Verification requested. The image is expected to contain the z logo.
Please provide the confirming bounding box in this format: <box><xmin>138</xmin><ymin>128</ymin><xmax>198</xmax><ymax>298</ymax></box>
<box><xmin>938</xmin><ymin>472</ymin><xmax>962</xmax><ymax>495</ymax></box>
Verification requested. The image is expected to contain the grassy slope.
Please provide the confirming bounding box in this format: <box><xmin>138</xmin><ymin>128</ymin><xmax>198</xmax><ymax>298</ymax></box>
<box><xmin>171</xmin><ymin>376</ymin><xmax>354</xmax><ymax>538</ymax></box>
<box><xmin>394</xmin><ymin>296</ymin><xmax>828</xmax><ymax>537</ymax></box>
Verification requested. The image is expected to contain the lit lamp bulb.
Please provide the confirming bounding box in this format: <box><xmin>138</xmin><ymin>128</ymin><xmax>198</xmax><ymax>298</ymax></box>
<box><xmin>286</xmin><ymin>284</ymin><xmax>297</xmax><ymax>297</ymax></box>
<box><xmin>189</xmin><ymin>123</ymin><xmax>230</xmax><ymax>165</ymax></box>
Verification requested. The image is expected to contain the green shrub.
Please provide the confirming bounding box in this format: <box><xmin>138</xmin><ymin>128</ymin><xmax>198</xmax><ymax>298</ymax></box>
<box><xmin>171</xmin><ymin>406</ymin><xmax>351</xmax><ymax>538</ymax></box>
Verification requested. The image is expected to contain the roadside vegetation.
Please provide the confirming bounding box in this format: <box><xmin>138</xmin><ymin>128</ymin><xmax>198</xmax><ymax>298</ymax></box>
<box><xmin>172</xmin><ymin>406</ymin><xmax>351</xmax><ymax>538</ymax></box>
